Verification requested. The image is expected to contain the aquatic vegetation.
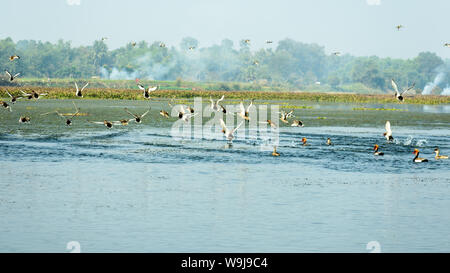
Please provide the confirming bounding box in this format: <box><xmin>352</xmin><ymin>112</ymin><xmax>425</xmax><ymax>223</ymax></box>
<box><xmin>352</xmin><ymin>107</ymin><xmax>408</xmax><ymax>111</ymax></box>
<box><xmin>1</xmin><ymin>85</ymin><xmax>449</xmax><ymax>104</ymax></box>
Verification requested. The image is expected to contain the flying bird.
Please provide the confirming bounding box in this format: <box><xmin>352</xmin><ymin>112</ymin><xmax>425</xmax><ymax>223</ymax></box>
<box><xmin>131</xmin><ymin>42</ymin><xmax>137</xmax><ymax>47</ymax></box>
<box><xmin>444</xmin><ymin>43</ymin><xmax>450</xmax><ymax>48</ymax></box>
<box><xmin>210</xmin><ymin>95</ymin><xmax>225</xmax><ymax>112</ymax></box>
<box><xmin>20</xmin><ymin>90</ymin><xmax>47</xmax><ymax>100</ymax></box>
<box><xmin>237</xmin><ymin>99</ymin><xmax>254</xmax><ymax>121</ymax></box>
<box><xmin>136</xmin><ymin>82</ymin><xmax>158</xmax><ymax>99</ymax></box>
<box><xmin>391</xmin><ymin>79</ymin><xmax>415</xmax><ymax>102</ymax></box>
<box><xmin>291</xmin><ymin>120</ymin><xmax>304</xmax><ymax>127</ymax></box>
<box><xmin>396</xmin><ymin>25</ymin><xmax>404</xmax><ymax>31</ymax></box>
<box><xmin>101</xmin><ymin>37</ymin><xmax>108</xmax><ymax>41</ymax></box>
<box><xmin>188</xmin><ymin>46</ymin><xmax>196</xmax><ymax>51</ymax></box>
<box><xmin>75</xmin><ymin>82</ymin><xmax>89</xmax><ymax>97</ymax></box>
<box><xmin>9</xmin><ymin>55</ymin><xmax>20</xmax><ymax>61</ymax></box>
<box><xmin>57</xmin><ymin>103</ymin><xmax>80</xmax><ymax>126</ymax></box>
<box><xmin>265</xmin><ymin>40</ymin><xmax>273</xmax><ymax>44</ymax></box>
<box><xmin>219</xmin><ymin>118</ymin><xmax>243</xmax><ymax>141</ymax></box>
<box><xmin>159</xmin><ymin>42</ymin><xmax>166</xmax><ymax>48</ymax></box>
<box><xmin>244</xmin><ymin>39</ymin><xmax>250</xmax><ymax>44</ymax></box>
<box><xmin>19</xmin><ymin>116</ymin><xmax>31</xmax><ymax>123</ymax></box>
<box><xmin>5</xmin><ymin>90</ymin><xmax>22</xmax><ymax>103</ymax></box>
<box><xmin>89</xmin><ymin>120</ymin><xmax>114</xmax><ymax>129</ymax></box>
<box><xmin>1</xmin><ymin>101</ymin><xmax>12</xmax><ymax>112</ymax></box>
<box><xmin>5</xmin><ymin>70</ymin><xmax>20</xmax><ymax>81</ymax></box>
<box><xmin>383</xmin><ymin>121</ymin><xmax>393</xmax><ymax>141</ymax></box>
<box><xmin>280</xmin><ymin>110</ymin><xmax>293</xmax><ymax>124</ymax></box>
<box><xmin>159</xmin><ymin>110</ymin><xmax>169</xmax><ymax>118</ymax></box>
<box><xmin>124</xmin><ymin>107</ymin><xmax>150</xmax><ymax>123</ymax></box>
<box><xmin>332</xmin><ymin>52</ymin><xmax>341</xmax><ymax>56</ymax></box>
<box><xmin>177</xmin><ymin>105</ymin><xmax>197</xmax><ymax>122</ymax></box>
<box><xmin>259</xmin><ymin>119</ymin><xmax>277</xmax><ymax>129</ymax></box>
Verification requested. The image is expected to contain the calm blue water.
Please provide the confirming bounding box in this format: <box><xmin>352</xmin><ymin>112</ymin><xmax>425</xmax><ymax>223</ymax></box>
<box><xmin>0</xmin><ymin>99</ymin><xmax>449</xmax><ymax>252</ymax></box>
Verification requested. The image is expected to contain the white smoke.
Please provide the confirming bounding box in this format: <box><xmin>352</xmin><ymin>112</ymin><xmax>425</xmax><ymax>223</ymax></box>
<box><xmin>442</xmin><ymin>86</ymin><xmax>450</xmax><ymax>96</ymax></box>
<box><xmin>422</xmin><ymin>72</ymin><xmax>445</xmax><ymax>95</ymax></box>
<box><xmin>101</xmin><ymin>67</ymin><xmax>138</xmax><ymax>80</ymax></box>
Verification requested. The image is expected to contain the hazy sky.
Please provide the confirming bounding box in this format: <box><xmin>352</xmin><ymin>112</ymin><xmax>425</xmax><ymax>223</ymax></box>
<box><xmin>3</xmin><ymin>0</ymin><xmax>449</xmax><ymax>59</ymax></box>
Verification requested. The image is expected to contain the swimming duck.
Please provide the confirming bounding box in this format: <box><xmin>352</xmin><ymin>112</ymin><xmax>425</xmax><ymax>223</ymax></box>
<box><xmin>412</xmin><ymin>149</ymin><xmax>428</xmax><ymax>162</ymax></box>
<box><xmin>383</xmin><ymin>121</ymin><xmax>394</xmax><ymax>141</ymax></box>
<box><xmin>9</xmin><ymin>55</ymin><xmax>20</xmax><ymax>61</ymax></box>
<box><xmin>434</xmin><ymin>148</ymin><xmax>448</xmax><ymax>160</ymax></box>
<box><xmin>219</xmin><ymin>118</ymin><xmax>243</xmax><ymax>141</ymax></box>
<box><xmin>5</xmin><ymin>90</ymin><xmax>22</xmax><ymax>103</ymax></box>
<box><xmin>272</xmin><ymin>146</ymin><xmax>280</xmax><ymax>156</ymax></box>
<box><xmin>1</xmin><ymin>101</ymin><xmax>12</xmax><ymax>112</ymax></box>
<box><xmin>124</xmin><ymin>107</ymin><xmax>150</xmax><ymax>123</ymax></box>
<box><xmin>210</xmin><ymin>95</ymin><xmax>225</xmax><ymax>112</ymax></box>
<box><xmin>19</xmin><ymin>116</ymin><xmax>31</xmax><ymax>123</ymax></box>
<box><xmin>291</xmin><ymin>120</ymin><xmax>304</xmax><ymax>127</ymax></box>
<box><xmin>326</xmin><ymin>138</ymin><xmax>332</xmax><ymax>145</ymax></box>
<box><xmin>302</xmin><ymin>137</ymin><xmax>309</xmax><ymax>146</ymax></box>
<box><xmin>391</xmin><ymin>79</ymin><xmax>415</xmax><ymax>102</ymax></box>
<box><xmin>373</xmin><ymin>144</ymin><xmax>384</xmax><ymax>156</ymax></box>
<box><xmin>5</xmin><ymin>70</ymin><xmax>20</xmax><ymax>81</ymax></box>
<box><xmin>75</xmin><ymin>82</ymin><xmax>89</xmax><ymax>97</ymax></box>
<box><xmin>238</xmin><ymin>99</ymin><xmax>254</xmax><ymax>121</ymax></box>
<box><xmin>160</xmin><ymin>110</ymin><xmax>169</xmax><ymax>118</ymax></box>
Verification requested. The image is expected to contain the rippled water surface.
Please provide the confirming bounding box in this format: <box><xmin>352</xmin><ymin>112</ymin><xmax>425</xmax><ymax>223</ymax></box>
<box><xmin>0</xmin><ymin>99</ymin><xmax>449</xmax><ymax>252</ymax></box>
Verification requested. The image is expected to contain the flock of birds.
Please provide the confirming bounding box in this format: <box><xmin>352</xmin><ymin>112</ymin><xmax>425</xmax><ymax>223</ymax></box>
<box><xmin>1</xmin><ymin>31</ymin><xmax>449</xmax><ymax>163</ymax></box>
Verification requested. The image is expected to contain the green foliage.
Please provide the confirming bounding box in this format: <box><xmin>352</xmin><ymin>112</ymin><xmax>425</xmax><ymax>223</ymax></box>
<box><xmin>0</xmin><ymin>37</ymin><xmax>448</xmax><ymax>94</ymax></box>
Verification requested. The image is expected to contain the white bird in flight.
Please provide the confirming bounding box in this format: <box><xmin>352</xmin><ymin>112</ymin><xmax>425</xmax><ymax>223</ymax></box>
<box><xmin>75</xmin><ymin>82</ymin><xmax>89</xmax><ymax>97</ymax></box>
<box><xmin>5</xmin><ymin>70</ymin><xmax>20</xmax><ymax>81</ymax></box>
<box><xmin>237</xmin><ymin>99</ymin><xmax>254</xmax><ymax>121</ymax></box>
<box><xmin>391</xmin><ymin>79</ymin><xmax>415</xmax><ymax>102</ymax></box>
<box><xmin>137</xmin><ymin>82</ymin><xmax>158</xmax><ymax>99</ymax></box>
<box><xmin>220</xmin><ymin>118</ymin><xmax>244</xmax><ymax>141</ymax></box>
<box><xmin>383</xmin><ymin>121</ymin><xmax>393</xmax><ymax>141</ymax></box>
<box><xmin>210</xmin><ymin>95</ymin><xmax>225</xmax><ymax>112</ymax></box>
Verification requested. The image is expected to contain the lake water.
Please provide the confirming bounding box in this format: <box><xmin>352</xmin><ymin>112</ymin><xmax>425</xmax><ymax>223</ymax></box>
<box><xmin>0</xmin><ymin>99</ymin><xmax>449</xmax><ymax>252</ymax></box>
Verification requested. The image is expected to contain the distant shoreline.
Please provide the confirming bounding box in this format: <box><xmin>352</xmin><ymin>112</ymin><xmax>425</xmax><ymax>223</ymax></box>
<box><xmin>1</xmin><ymin>85</ymin><xmax>449</xmax><ymax>105</ymax></box>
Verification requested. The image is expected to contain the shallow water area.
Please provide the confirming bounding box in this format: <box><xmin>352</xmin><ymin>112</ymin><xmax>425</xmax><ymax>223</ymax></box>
<box><xmin>0</xmin><ymin>99</ymin><xmax>449</xmax><ymax>252</ymax></box>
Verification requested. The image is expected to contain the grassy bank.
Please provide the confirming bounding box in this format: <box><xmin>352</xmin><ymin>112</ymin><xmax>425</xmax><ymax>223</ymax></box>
<box><xmin>1</xmin><ymin>85</ymin><xmax>449</xmax><ymax>104</ymax></box>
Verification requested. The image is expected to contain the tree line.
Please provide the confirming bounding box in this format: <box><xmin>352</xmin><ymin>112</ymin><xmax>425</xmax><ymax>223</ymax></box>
<box><xmin>1</xmin><ymin>37</ymin><xmax>448</xmax><ymax>94</ymax></box>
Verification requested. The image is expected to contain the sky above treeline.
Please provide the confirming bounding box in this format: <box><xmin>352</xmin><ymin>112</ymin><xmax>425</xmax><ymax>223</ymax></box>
<box><xmin>3</xmin><ymin>0</ymin><xmax>450</xmax><ymax>59</ymax></box>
